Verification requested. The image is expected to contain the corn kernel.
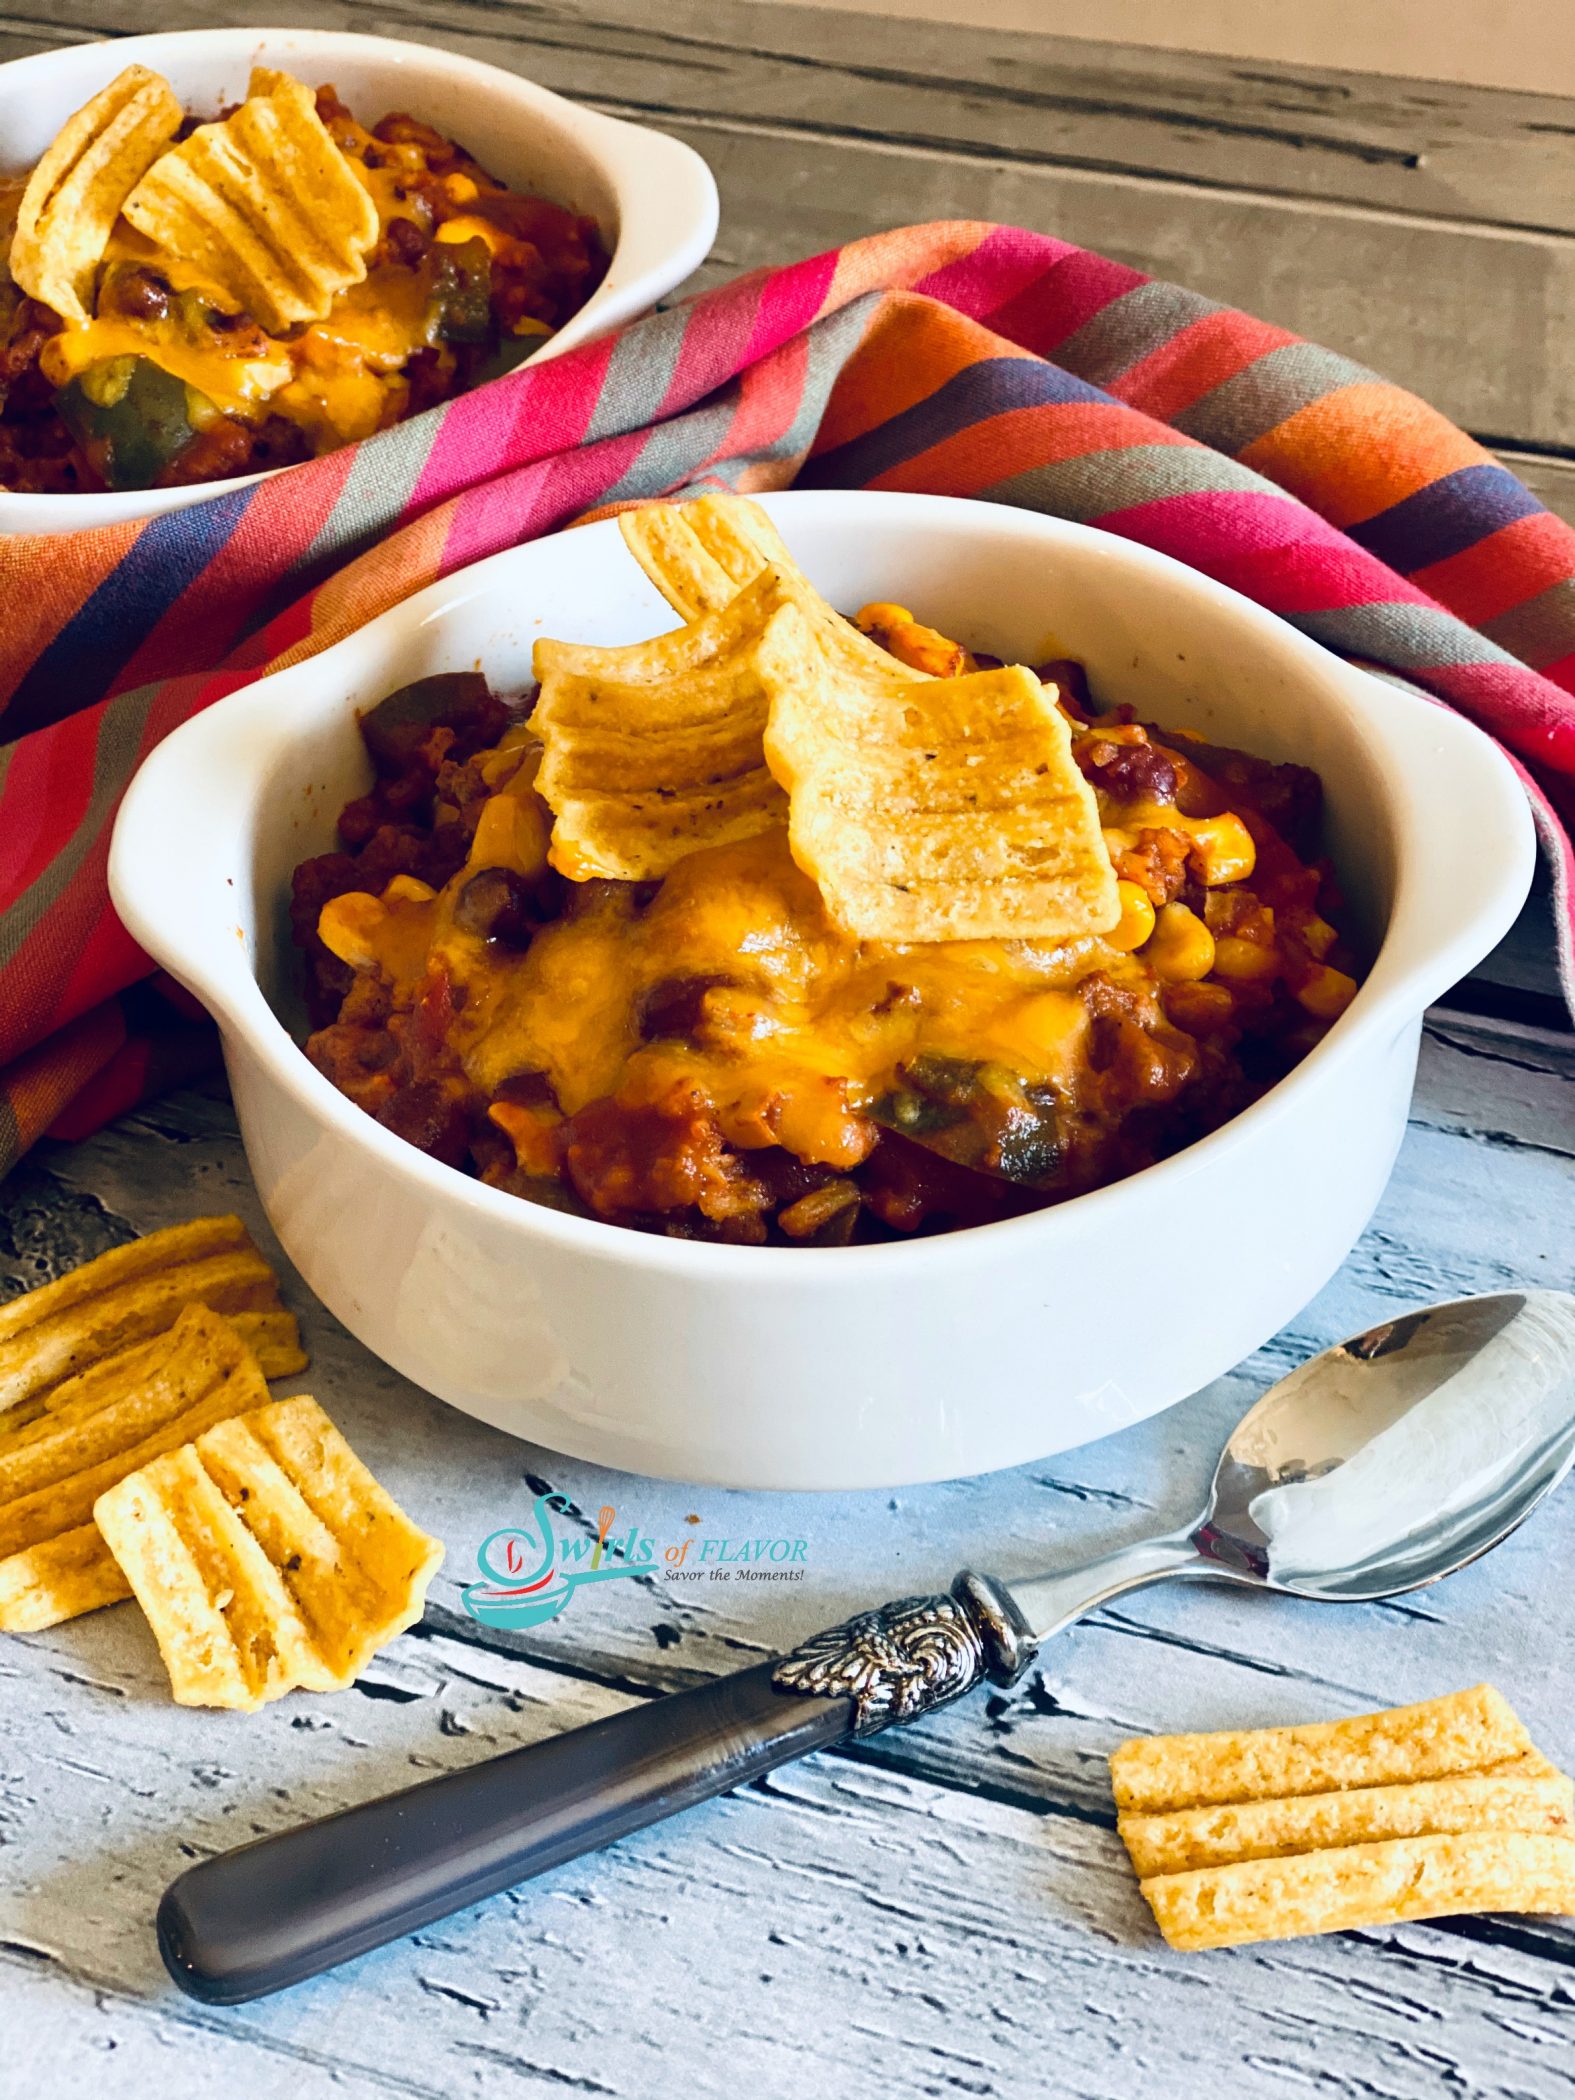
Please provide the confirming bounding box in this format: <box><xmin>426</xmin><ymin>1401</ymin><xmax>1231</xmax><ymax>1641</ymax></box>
<box><xmin>1106</xmin><ymin>879</ymin><xmax>1157</xmax><ymax>953</ymax></box>
<box><xmin>1163</xmin><ymin>981</ymin><xmax>1235</xmax><ymax>1033</ymax></box>
<box><xmin>468</xmin><ymin>790</ymin><xmax>549</xmax><ymax>880</ymax></box>
<box><xmin>317</xmin><ymin>890</ymin><xmax>385</xmax><ymax>970</ymax></box>
<box><xmin>1146</xmin><ymin>903</ymin><xmax>1215</xmax><ymax>982</ymax></box>
<box><xmin>1299</xmin><ymin>914</ymin><xmax>1339</xmax><ymax>959</ymax></box>
<box><xmin>856</xmin><ymin>602</ymin><xmax>915</xmax><ymax>630</ymax></box>
<box><xmin>1211</xmin><ymin>934</ymin><xmax>1280</xmax><ymax>984</ymax></box>
<box><xmin>1295</xmin><ymin>964</ymin><xmax>1358</xmax><ymax>1021</ymax></box>
<box><xmin>1190</xmin><ymin>812</ymin><xmax>1256</xmax><ymax>886</ymax></box>
<box><xmin>382</xmin><ymin>874</ymin><xmax>437</xmax><ymax>906</ymax></box>
<box><xmin>995</xmin><ymin>989</ymin><xmax>1088</xmax><ymax>1069</ymax></box>
<box><xmin>435</xmin><ymin>214</ymin><xmax>503</xmax><ymax>254</ymax></box>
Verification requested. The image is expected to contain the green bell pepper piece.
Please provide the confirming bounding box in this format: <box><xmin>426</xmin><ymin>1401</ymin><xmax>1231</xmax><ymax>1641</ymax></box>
<box><xmin>55</xmin><ymin>356</ymin><xmax>205</xmax><ymax>492</ymax></box>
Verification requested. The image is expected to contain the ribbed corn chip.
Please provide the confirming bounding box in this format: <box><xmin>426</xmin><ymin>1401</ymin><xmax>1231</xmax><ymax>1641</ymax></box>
<box><xmin>1110</xmin><ymin>1685</ymin><xmax>1533</xmax><ymax>1815</ymax></box>
<box><xmin>122</xmin><ymin>67</ymin><xmax>377</xmax><ymax>331</ymax></box>
<box><xmin>95</xmin><ymin>1395</ymin><xmax>443</xmax><ymax>1712</ymax></box>
<box><xmin>1113</xmin><ymin>1687</ymin><xmax>1575</xmax><ymax>1951</ymax></box>
<box><xmin>620</xmin><ymin>492</ymin><xmax>921</xmax><ymax>690</ymax></box>
<box><xmin>1142</xmin><ymin>1831</ymin><xmax>1575</xmax><ymax>1952</ymax></box>
<box><xmin>762</xmin><ymin>639</ymin><xmax>1120</xmax><ymax>943</ymax></box>
<box><xmin>1120</xmin><ymin>1755</ymin><xmax>1574</xmax><ymax>1878</ymax></box>
<box><xmin>0</xmin><ymin>1212</ymin><xmax>304</xmax><ymax>1417</ymax></box>
<box><xmin>530</xmin><ymin>567</ymin><xmax>795</xmax><ymax>879</ymax></box>
<box><xmin>0</xmin><ymin>1304</ymin><xmax>273</xmax><ymax>1632</ymax></box>
<box><xmin>0</xmin><ymin>1520</ymin><xmax>133</xmax><ymax>1635</ymax></box>
<box><xmin>8</xmin><ymin>65</ymin><xmax>181</xmax><ymax>323</ymax></box>
<box><xmin>573</xmin><ymin>494</ymin><xmax>1121</xmax><ymax>940</ymax></box>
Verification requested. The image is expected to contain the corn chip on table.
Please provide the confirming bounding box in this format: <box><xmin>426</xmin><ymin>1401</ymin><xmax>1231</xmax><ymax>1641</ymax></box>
<box><xmin>4</xmin><ymin>4</ymin><xmax>1575</xmax><ymax>2094</ymax></box>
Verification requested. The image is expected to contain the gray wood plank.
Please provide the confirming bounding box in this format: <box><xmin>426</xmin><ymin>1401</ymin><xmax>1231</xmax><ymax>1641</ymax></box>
<box><xmin>4</xmin><ymin>10</ymin><xmax>1575</xmax><ymax>2087</ymax></box>
<box><xmin>7</xmin><ymin>2</ymin><xmax>1575</xmax><ymax>444</ymax></box>
<box><xmin>17</xmin><ymin>0</ymin><xmax>1575</xmax><ymax>232</ymax></box>
<box><xmin>7</xmin><ymin>1631</ymin><xmax>1575</xmax><ymax>2100</ymax></box>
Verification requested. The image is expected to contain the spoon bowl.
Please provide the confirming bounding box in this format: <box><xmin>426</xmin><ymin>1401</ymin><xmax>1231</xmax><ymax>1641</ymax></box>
<box><xmin>1201</xmin><ymin>1291</ymin><xmax>1575</xmax><ymax>1600</ymax></box>
<box><xmin>1009</xmin><ymin>1289</ymin><xmax>1575</xmax><ymax>1640</ymax></box>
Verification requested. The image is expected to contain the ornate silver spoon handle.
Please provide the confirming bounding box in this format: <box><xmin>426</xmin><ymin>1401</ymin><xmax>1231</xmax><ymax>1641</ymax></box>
<box><xmin>157</xmin><ymin>1570</ymin><xmax>1041</xmax><ymax>2004</ymax></box>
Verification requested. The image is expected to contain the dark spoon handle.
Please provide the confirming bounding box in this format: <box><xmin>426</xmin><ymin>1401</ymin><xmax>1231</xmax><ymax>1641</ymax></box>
<box><xmin>159</xmin><ymin>1660</ymin><xmax>851</xmax><ymax>2005</ymax></box>
<box><xmin>158</xmin><ymin>1573</ymin><xmax>1031</xmax><ymax>2004</ymax></box>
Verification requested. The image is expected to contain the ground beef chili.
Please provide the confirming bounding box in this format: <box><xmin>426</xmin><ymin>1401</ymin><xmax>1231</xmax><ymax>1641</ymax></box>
<box><xmin>292</xmin><ymin>621</ymin><xmax>1363</xmax><ymax>1245</ymax></box>
<box><xmin>0</xmin><ymin>86</ymin><xmax>608</xmax><ymax>497</ymax></box>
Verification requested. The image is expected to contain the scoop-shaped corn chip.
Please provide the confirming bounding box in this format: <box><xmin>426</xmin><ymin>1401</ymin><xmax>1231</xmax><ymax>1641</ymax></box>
<box><xmin>0</xmin><ymin>1303</ymin><xmax>274</xmax><ymax>1632</ymax></box>
<box><xmin>8</xmin><ymin>64</ymin><xmax>181</xmax><ymax>323</ymax></box>
<box><xmin>530</xmin><ymin>567</ymin><xmax>795</xmax><ymax>879</ymax></box>
<box><xmin>762</xmin><ymin>633</ymin><xmax>1119</xmax><ymax>944</ymax></box>
<box><xmin>95</xmin><ymin>1395</ymin><xmax>444</xmax><ymax>1711</ymax></box>
<box><xmin>122</xmin><ymin>67</ymin><xmax>377</xmax><ymax>331</ymax></box>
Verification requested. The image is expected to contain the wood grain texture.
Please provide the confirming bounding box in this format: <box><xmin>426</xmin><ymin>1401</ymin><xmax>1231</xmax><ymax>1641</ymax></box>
<box><xmin>6</xmin><ymin>0</ymin><xmax>1575</xmax><ymax>443</ymax></box>
<box><xmin>2</xmin><ymin>1012</ymin><xmax>1573</xmax><ymax>2093</ymax></box>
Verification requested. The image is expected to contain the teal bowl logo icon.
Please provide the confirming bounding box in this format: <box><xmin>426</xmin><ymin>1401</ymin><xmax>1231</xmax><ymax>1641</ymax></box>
<box><xmin>462</xmin><ymin>1492</ymin><xmax>645</xmax><ymax>1630</ymax></box>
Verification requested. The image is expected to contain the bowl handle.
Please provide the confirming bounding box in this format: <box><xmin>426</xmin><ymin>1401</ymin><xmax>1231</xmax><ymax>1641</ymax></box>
<box><xmin>107</xmin><ymin>692</ymin><xmax>283</xmax><ymax>1031</ymax></box>
<box><xmin>1357</xmin><ymin>674</ymin><xmax>1537</xmax><ymax>1023</ymax></box>
<box><xmin>586</xmin><ymin>116</ymin><xmax>719</xmax><ymax>315</ymax></box>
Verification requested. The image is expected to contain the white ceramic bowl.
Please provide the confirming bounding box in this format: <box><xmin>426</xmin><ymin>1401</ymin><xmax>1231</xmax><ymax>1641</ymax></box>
<box><xmin>109</xmin><ymin>492</ymin><xmax>1534</xmax><ymax>1489</ymax></box>
<box><xmin>0</xmin><ymin>28</ymin><xmax>717</xmax><ymax>534</ymax></box>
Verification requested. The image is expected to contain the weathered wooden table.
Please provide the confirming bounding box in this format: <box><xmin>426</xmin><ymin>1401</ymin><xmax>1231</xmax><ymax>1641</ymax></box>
<box><xmin>5</xmin><ymin>6</ymin><xmax>1575</xmax><ymax>2094</ymax></box>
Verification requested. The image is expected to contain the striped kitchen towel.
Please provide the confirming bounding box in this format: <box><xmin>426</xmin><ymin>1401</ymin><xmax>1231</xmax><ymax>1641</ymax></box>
<box><xmin>2</xmin><ymin>220</ymin><xmax>1573</xmax><ymax>1178</ymax></box>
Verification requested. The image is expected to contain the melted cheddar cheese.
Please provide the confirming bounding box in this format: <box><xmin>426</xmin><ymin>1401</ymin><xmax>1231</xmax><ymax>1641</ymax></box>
<box><xmin>318</xmin><ymin>750</ymin><xmax>1203</xmax><ymax>1179</ymax></box>
<box><xmin>301</xmin><ymin>672</ymin><xmax>1359</xmax><ymax>1240</ymax></box>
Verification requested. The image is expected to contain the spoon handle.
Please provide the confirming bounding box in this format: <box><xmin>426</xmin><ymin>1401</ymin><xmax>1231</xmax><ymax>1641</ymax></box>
<box><xmin>157</xmin><ymin>1571</ymin><xmax>1032</xmax><ymax>2004</ymax></box>
<box><xmin>1006</xmin><ymin>1530</ymin><xmax>1212</xmax><ymax>1642</ymax></box>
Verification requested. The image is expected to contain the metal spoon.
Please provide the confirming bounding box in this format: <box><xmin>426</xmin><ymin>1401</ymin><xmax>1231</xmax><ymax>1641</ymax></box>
<box><xmin>158</xmin><ymin>1289</ymin><xmax>1575</xmax><ymax>2004</ymax></box>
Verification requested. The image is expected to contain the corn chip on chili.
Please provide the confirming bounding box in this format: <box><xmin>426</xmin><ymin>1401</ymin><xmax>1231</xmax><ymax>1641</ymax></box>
<box><xmin>0</xmin><ymin>76</ymin><xmax>606</xmax><ymax>495</ymax></box>
<box><xmin>291</xmin><ymin>612</ymin><xmax>1363</xmax><ymax>1245</ymax></box>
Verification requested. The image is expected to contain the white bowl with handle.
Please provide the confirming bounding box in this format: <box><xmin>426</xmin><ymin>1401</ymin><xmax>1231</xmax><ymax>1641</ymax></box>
<box><xmin>108</xmin><ymin>490</ymin><xmax>1535</xmax><ymax>1489</ymax></box>
<box><xmin>0</xmin><ymin>27</ymin><xmax>718</xmax><ymax>533</ymax></box>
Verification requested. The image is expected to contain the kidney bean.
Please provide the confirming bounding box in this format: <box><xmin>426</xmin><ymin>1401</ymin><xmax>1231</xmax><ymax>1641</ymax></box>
<box><xmin>453</xmin><ymin>866</ymin><xmax>539</xmax><ymax>947</ymax></box>
<box><xmin>1078</xmin><ymin>738</ymin><xmax>1179</xmax><ymax>804</ymax></box>
<box><xmin>638</xmin><ymin>974</ymin><xmax>734</xmax><ymax>1042</ymax></box>
<box><xmin>101</xmin><ymin>267</ymin><xmax>172</xmax><ymax>321</ymax></box>
<box><xmin>384</xmin><ymin>216</ymin><xmax>429</xmax><ymax>268</ymax></box>
<box><xmin>1036</xmin><ymin>657</ymin><xmax>1093</xmax><ymax>713</ymax></box>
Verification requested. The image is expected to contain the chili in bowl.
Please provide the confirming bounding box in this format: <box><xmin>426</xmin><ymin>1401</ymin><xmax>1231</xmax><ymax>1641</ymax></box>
<box><xmin>107</xmin><ymin>491</ymin><xmax>1533</xmax><ymax>1488</ymax></box>
<box><xmin>290</xmin><ymin>611</ymin><xmax>1364</xmax><ymax>1247</ymax></box>
<box><xmin>0</xmin><ymin>28</ymin><xmax>717</xmax><ymax>532</ymax></box>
